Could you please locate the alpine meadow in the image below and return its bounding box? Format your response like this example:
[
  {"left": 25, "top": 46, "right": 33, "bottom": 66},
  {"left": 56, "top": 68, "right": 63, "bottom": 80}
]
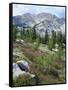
[{"left": 12, "top": 3, "right": 66, "bottom": 87}]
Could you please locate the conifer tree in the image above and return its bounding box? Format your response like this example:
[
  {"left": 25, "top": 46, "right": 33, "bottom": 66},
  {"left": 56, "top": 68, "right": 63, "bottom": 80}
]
[
  {"left": 32, "top": 26, "right": 37, "bottom": 42},
  {"left": 45, "top": 29, "right": 48, "bottom": 44},
  {"left": 48, "top": 37, "right": 53, "bottom": 51},
  {"left": 13, "top": 25, "right": 18, "bottom": 42},
  {"left": 52, "top": 30, "right": 56, "bottom": 48},
  {"left": 20, "top": 28, "right": 24, "bottom": 39},
  {"left": 57, "top": 31, "right": 63, "bottom": 47}
]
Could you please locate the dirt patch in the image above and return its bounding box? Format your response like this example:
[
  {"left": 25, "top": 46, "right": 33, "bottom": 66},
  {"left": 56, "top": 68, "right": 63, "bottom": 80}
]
[
  {"left": 13, "top": 42, "right": 48, "bottom": 59},
  {"left": 56, "top": 60, "right": 65, "bottom": 67}
]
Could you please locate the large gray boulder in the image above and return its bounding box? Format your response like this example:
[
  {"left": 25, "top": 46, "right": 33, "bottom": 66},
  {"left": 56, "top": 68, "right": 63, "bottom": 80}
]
[
  {"left": 16, "top": 60, "right": 30, "bottom": 72},
  {"left": 13, "top": 61, "right": 37, "bottom": 85},
  {"left": 13, "top": 63, "right": 28, "bottom": 79}
]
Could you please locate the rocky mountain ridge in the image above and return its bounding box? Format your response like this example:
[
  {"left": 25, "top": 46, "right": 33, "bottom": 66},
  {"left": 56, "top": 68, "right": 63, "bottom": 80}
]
[{"left": 13, "top": 13, "right": 65, "bottom": 35}]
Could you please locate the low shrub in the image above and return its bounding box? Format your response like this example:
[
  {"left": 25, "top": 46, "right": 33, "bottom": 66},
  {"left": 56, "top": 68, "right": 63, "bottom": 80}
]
[
  {"left": 13, "top": 74, "right": 32, "bottom": 87},
  {"left": 48, "top": 68, "right": 59, "bottom": 78}
]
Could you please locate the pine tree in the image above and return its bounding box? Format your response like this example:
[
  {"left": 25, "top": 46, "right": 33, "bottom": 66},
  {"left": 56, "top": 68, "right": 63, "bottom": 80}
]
[
  {"left": 20, "top": 28, "right": 25, "bottom": 40},
  {"left": 57, "top": 31, "right": 63, "bottom": 47},
  {"left": 48, "top": 37, "right": 53, "bottom": 51},
  {"left": 33, "top": 37, "right": 40, "bottom": 50},
  {"left": 62, "top": 34, "right": 66, "bottom": 44},
  {"left": 13, "top": 25, "right": 18, "bottom": 42},
  {"left": 45, "top": 29, "right": 48, "bottom": 44},
  {"left": 20, "top": 28, "right": 23, "bottom": 39},
  {"left": 32, "top": 26, "right": 37, "bottom": 42},
  {"left": 25, "top": 29, "right": 28, "bottom": 40},
  {"left": 52, "top": 30, "right": 56, "bottom": 48},
  {"left": 38, "top": 35, "right": 41, "bottom": 43}
]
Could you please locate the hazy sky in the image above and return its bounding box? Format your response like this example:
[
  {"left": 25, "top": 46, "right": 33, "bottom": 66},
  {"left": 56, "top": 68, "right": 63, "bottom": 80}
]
[{"left": 13, "top": 4, "right": 65, "bottom": 18}]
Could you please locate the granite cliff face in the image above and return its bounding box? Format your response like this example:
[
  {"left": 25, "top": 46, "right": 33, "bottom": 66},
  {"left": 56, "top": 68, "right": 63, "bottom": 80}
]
[{"left": 13, "top": 13, "right": 65, "bottom": 35}]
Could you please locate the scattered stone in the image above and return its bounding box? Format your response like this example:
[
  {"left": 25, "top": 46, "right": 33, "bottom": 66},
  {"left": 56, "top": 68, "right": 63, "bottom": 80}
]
[
  {"left": 52, "top": 48, "right": 58, "bottom": 52},
  {"left": 16, "top": 39, "right": 20, "bottom": 43},
  {"left": 30, "top": 74, "right": 35, "bottom": 78},
  {"left": 55, "top": 44, "right": 58, "bottom": 48},
  {"left": 13, "top": 52, "right": 21, "bottom": 57},
  {"left": 20, "top": 40, "right": 24, "bottom": 44}
]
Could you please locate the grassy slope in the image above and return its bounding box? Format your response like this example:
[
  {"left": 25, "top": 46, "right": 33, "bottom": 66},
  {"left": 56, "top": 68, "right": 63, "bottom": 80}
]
[{"left": 13, "top": 41, "right": 65, "bottom": 86}]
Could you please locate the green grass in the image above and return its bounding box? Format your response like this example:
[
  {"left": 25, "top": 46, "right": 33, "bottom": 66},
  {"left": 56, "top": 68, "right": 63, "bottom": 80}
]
[
  {"left": 13, "top": 42, "right": 65, "bottom": 86},
  {"left": 13, "top": 74, "right": 33, "bottom": 87}
]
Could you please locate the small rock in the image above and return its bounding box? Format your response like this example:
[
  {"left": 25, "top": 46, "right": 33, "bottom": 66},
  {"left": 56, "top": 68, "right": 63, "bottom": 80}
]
[
  {"left": 52, "top": 48, "right": 58, "bottom": 52},
  {"left": 20, "top": 40, "right": 24, "bottom": 44},
  {"left": 16, "top": 39, "right": 20, "bottom": 43}
]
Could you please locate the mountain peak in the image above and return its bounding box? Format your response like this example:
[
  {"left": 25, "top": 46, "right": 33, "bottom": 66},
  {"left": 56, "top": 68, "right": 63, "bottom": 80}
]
[{"left": 13, "top": 12, "right": 65, "bottom": 33}]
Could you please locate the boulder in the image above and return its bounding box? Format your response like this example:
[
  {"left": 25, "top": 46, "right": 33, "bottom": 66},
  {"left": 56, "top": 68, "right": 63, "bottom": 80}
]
[
  {"left": 13, "top": 62, "right": 37, "bottom": 85},
  {"left": 16, "top": 60, "right": 30, "bottom": 72},
  {"left": 13, "top": 63, "right": 28, "bottom": 79}
]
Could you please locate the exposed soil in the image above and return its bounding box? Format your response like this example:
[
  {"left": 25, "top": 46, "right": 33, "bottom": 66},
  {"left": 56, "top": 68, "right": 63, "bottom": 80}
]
[{"left": 13, "top": 42, "right": 48, "bottom": 60}]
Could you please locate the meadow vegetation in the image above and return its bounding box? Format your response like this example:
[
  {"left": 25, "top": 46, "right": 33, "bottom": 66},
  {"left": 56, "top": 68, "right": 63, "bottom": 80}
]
[{"left": 13, "top": 25, "right": 66, "bottom": 86}]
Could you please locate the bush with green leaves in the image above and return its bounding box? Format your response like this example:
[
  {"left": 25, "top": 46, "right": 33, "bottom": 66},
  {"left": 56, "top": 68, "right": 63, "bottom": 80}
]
[
  {"left": 48, "top": 67, "right": 59, "bottom": 78},
  {"left": 33, "top": 54, "right": 57, "bottom": 67}
]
